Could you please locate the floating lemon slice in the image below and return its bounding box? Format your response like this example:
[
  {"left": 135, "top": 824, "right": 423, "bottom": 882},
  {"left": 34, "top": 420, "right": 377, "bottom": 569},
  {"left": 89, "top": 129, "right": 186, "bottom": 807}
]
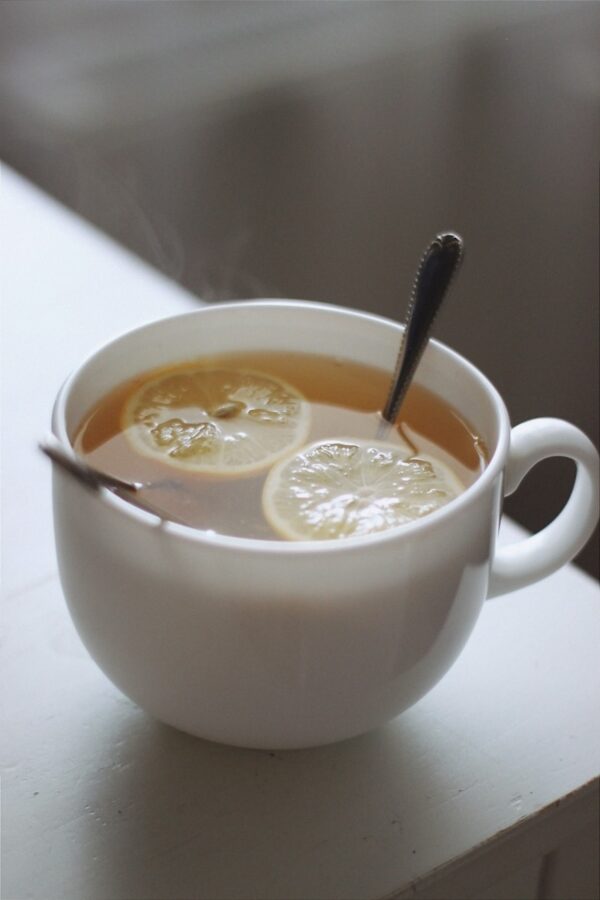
[
  {"left": 262, "top": 438, "right": 464, "bottom": 541},
  {"left": 123, "top": 368, "right": 310, "bottom": 475}
]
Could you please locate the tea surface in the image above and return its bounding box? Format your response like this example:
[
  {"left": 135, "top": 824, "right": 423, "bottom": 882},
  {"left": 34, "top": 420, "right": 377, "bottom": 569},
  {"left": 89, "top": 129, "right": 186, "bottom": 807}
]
[{"left": 74, "top": 351, "right": 488, "bottom": 539}]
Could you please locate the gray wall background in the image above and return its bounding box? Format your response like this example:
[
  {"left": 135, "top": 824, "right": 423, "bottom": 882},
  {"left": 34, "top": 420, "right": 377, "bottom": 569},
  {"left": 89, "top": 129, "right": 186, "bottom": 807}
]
[{"left": 1, "top": 1, "right": 598, "bottom": 577}]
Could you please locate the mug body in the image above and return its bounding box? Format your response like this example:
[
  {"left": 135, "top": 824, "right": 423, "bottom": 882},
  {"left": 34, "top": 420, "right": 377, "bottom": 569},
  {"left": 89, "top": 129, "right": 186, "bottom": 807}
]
[{"left": 52, "top": 301, "right": 510, "bottom": 748}]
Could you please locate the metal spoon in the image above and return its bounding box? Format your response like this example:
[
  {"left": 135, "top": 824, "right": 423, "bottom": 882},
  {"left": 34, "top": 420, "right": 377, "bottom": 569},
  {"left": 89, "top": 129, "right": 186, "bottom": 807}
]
[
  {"left": 39, "top": 435, "right": 189, "bottom": 525},
  {"left": 378, "top": 231, "right": 464, "bottom": 436}
]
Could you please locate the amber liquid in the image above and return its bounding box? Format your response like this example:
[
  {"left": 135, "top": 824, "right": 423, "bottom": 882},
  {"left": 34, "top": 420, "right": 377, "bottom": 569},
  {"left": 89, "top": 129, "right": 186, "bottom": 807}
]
[{"left": 74, "top": 351, "right": 488, "bottom": 539}]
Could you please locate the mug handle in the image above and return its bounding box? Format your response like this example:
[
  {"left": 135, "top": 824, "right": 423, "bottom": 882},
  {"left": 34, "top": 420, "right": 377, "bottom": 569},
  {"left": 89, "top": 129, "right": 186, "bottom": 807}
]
[{"left": 488, "top": 418, "right": 599, "bottom": 599}]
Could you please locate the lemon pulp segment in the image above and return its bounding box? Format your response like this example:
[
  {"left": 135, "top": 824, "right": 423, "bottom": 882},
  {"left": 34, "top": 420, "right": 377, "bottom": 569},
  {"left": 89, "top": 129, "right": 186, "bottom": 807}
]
[
  {"left": 262, "top": 438, "right": 465, "bottom": 541},
  {"left": 123, "top": 368, "right": 310, "bottom": 475}
]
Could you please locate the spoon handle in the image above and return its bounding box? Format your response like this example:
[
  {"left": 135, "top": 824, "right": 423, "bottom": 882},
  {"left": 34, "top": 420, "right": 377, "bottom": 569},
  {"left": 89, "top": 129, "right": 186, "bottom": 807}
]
[
  {"left": 39, "top": 435, "right": 142, "bottom": 493},
  {"left": 40, "top": 436, "right": 197, "bottom": 526},
  {"left": 381, "top": 232, "right": 464, "bottom": 426}
]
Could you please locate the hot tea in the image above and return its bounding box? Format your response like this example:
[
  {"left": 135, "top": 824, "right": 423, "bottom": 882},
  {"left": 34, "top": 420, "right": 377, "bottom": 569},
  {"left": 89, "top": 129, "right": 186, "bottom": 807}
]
[{"left": 73, "top": 351, "right": 488, "bottom": 540}]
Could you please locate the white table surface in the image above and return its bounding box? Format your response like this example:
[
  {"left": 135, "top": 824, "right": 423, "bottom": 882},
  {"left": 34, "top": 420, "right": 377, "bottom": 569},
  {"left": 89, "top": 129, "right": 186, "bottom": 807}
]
[{"left": 2, "top": 165, "right": 599, "bottom": 900}]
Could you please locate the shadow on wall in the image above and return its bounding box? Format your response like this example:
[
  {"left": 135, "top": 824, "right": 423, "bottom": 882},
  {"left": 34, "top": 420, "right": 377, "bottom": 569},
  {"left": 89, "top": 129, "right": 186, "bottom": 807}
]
[{"left": 0, "top": 0, "right": 597, "bottom": 576}]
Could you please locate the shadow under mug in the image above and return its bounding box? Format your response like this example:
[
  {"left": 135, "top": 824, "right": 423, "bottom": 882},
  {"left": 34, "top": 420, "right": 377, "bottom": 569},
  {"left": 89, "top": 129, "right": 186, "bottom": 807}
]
[{"left": 51, "top": 301, "right": 600, "bottom": 749}]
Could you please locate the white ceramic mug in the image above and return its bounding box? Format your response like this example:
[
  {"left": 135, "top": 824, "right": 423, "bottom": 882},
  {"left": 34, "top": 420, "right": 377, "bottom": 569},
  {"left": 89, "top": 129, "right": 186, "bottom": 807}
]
[{"left": 51, "top": 301, "right": 599, "bottom": 749}]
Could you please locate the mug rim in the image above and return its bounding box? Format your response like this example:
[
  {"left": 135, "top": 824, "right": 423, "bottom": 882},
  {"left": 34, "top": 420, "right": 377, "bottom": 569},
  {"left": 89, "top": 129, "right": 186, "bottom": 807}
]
[{"left": 52, "top": 299, "right": 511, "bottom": 556}]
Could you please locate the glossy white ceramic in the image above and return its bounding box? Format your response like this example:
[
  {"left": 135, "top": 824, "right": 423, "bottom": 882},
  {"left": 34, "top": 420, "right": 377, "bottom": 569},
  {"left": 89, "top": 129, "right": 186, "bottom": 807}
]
[{"left": 51, "top": 301, "right": 600, "bottom": 748}]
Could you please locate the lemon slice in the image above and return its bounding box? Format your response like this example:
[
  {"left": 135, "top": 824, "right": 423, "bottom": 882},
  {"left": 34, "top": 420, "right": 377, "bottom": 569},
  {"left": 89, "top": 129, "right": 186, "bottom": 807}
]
[
  {"left": 262, "top": 438, "right": 464, "bottom": 541},
  {"left": 123, "top": 368, "right": 310, "bottom": 475}
]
